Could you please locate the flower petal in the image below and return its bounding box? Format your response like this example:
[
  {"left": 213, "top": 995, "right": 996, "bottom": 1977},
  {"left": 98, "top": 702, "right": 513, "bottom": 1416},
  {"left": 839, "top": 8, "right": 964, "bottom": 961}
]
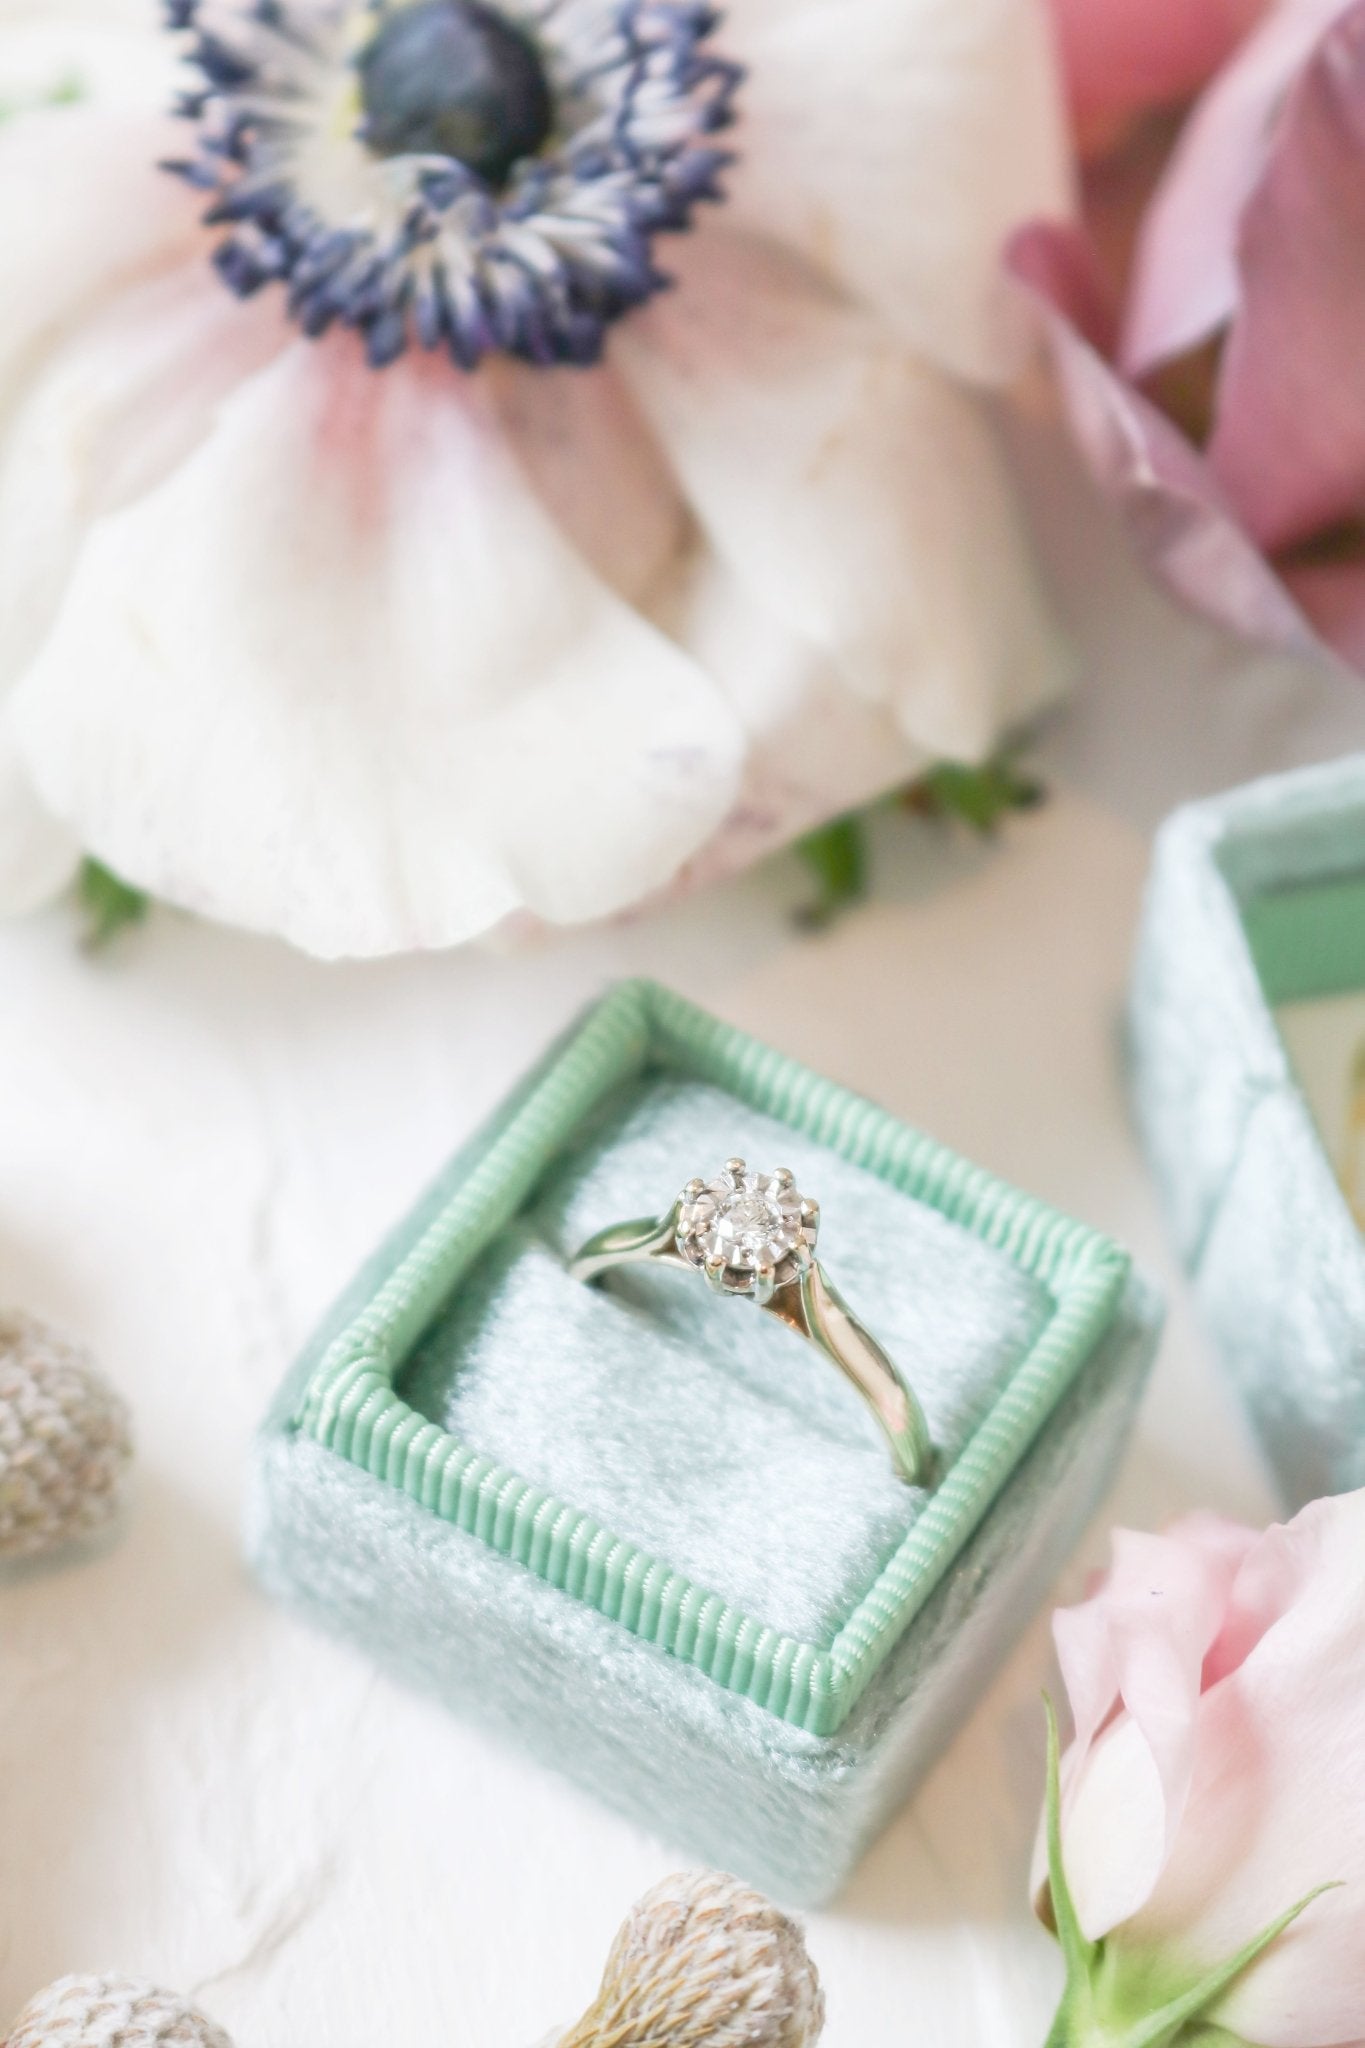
[
  {"left": 720, "top": 0, "right": 1072, "bottom": 383},
  {"left": 0, "top": 713, "right": 78, "bottom": 914},
  {"left": 656, "top": 557, "right": 930, "bottom": 894},
  {"left": 0, "top": 103, "right": 198, "bottom": 413},
  {"left": 485, "top": 357, "right": 689, "bottom": 607},
  {"left": 1123, "top": 1494, "right": 1365, "bottom": 2046},
  {"left": 1282, "top": 556, "right": 1365, "bottom": 667},
  {"left": 1122, "top": 0, "right": 1356, "bottom": 375},
  {"left": 1041, "top": 1517, "right": 1259, "bottom": 1939},
  {"left": 1208, "top": 2, "right": 1365, "bottom": 550},
  {"left": 1049, "top": 0, "right": 1268, "bottom": 145},
  {"left": 1011, "top": 221, "right": 1321, "bottom": 657},
  {"left": 10, "top": 341, "right": 744, "bottom": 958},
  {"left": 0, "top": 0, "right": 155, "bottom": 25},
  {"left": 0, "top": 0, "right": 175, "bottom": 112},
  {"left": 0, "top": 259, "right": 291, "bottom": 698},
  {"left": 618, "top": 230, "right": 1072, "bottom": 766}
]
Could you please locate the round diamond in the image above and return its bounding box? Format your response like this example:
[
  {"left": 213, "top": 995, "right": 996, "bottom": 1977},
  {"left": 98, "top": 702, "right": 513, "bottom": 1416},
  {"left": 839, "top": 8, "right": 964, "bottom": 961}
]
[{"left": 680, "top": 1168, "right": 809, "bottom": 1277}]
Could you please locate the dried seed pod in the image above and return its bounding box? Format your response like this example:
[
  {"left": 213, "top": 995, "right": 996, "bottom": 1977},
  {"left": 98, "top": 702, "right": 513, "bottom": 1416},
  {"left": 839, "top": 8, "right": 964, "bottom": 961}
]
[
  {"left": 556, "top": 1870, "right": 825, "bottom": 2048},
  {"left": 5, "top": 1974, "right": 231, "bottom": 2048},
  {"left": 0, "top": 1312, "right": 132, "bottom": 1561}
]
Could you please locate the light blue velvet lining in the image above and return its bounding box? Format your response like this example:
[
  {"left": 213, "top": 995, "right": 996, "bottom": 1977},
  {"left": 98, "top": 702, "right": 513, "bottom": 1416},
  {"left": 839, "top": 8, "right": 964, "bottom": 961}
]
[{"left": 398, "top": 1078, "right": 1051, "bottom": 1644}]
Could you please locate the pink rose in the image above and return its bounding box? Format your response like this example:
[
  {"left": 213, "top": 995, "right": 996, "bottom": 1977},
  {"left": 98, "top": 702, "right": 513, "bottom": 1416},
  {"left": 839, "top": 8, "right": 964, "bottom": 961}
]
[
  {"left": 1035, "top": 1499, "right": 1365, "bottom": 2047},
  {"left": 1020, "top": 0, "right": 1365, "bottom": 676}
]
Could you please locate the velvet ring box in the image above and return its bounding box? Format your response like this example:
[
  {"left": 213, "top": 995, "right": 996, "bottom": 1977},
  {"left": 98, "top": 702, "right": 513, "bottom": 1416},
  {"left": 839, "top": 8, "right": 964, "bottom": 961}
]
[
  {"left": 248, "top": 979, "right": 1161, "bottom": 1902},
  {"left": 1130, "top": 753, "right": 1365, "bottom": 1512}
]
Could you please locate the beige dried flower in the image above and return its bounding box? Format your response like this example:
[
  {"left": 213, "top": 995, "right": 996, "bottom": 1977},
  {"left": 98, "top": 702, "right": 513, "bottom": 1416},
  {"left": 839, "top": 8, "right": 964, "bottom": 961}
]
[
  {"left": 4, "top": 1975, "right": 231, "bottom": 2048},
  {"left": 556, "top": 1870, "right": 825, "bottom": 2048},
  {"left": 0, "top": 1312, "right": 132, "bottom": 1561}
]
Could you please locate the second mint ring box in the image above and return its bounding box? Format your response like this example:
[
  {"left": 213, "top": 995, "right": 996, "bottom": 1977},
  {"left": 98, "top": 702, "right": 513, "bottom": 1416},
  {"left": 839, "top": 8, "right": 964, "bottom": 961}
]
[
  {"left": 248, "top": 979, "right": 1161, "bottom": 1903},
  {"left": 1130, "top": 753, "right": 1365, "bottom": 1511}
]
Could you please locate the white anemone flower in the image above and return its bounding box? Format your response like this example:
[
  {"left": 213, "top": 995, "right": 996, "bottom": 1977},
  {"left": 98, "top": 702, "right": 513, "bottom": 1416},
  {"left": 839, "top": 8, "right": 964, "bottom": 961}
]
[{"left": 0, "top": 0, "right": 1071, "bottom": 958}]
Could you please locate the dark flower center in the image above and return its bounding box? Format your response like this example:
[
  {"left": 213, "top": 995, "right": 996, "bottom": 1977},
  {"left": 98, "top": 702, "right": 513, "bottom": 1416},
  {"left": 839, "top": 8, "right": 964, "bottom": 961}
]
[
  {"left": 358, "top": 0, "right": 554, "bottom": 188},
  {"left": 169, "top": 0, "right": 742, "bottom": 368}
]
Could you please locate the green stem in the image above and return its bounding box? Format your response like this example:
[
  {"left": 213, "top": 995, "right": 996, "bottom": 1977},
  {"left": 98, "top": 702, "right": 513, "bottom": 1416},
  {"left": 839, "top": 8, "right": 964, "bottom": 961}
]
[{"left": 1042, "top": 1698, "right": 1094, "bottom": 1983}]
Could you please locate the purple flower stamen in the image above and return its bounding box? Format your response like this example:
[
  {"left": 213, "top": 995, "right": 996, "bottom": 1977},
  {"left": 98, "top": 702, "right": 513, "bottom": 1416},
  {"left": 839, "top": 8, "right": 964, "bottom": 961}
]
[{"left": 163, "top": 0, "right": 742, "bottom": 369}]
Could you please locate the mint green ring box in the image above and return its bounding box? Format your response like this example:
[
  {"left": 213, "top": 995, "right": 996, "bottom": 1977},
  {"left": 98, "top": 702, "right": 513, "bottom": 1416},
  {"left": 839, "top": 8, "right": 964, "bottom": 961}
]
[
  {"left": 1130, "top": 754, "right": 1365, "bottom": 1511},
  {"left": 248, "top": 980, "right": 1160, "bottom": 1901}
]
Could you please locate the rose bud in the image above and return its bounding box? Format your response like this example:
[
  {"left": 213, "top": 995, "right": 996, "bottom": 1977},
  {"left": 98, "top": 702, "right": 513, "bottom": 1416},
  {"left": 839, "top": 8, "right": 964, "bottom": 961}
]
[{"left": 1033, "top": 1500, "right": 1365, "bottom": 2046}]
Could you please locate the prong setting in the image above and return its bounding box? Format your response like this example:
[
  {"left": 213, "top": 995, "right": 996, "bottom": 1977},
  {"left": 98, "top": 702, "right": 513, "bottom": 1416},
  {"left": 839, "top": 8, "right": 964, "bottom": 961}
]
[
  {"left": 675, "top": 1162, "right": 817, "bottom": 1299},
  {"left": 703, "top": 1250, "right": 730, "bottom": 1295}
]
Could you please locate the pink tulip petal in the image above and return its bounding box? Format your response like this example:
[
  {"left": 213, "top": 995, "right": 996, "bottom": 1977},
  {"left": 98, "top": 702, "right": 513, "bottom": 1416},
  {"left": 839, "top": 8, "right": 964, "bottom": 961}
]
[
  {"left": 1282, "top": 557, "right": 1365, "bottom": 666},
  {"left": 1124, "top": 1494, "right": 1365, "bottom": 2046},
  {"left": 1049, "top": 0, "right": 1268, "bottom": 139},
  {"left": 1209, "top": 3, "right": 1365, "bottom": 550},
  {"left": 1047, "top": 1517, "right": 1259, "bottom": 1937},
  {"left": 1122, "top": 0, "right": 1355, "bottom": 376},
  {"left": 1011, "top": 223, "right": 1319, "bottom": 656}
]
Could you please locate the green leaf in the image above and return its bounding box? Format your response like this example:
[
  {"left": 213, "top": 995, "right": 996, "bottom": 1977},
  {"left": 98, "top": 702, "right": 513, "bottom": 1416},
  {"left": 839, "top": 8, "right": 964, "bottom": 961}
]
[
  {"left": 795, "top": 813, "right": 868, "bottom": 930},
  {"left": 1113, "top": 1886, "right": 1339, "bottom": 2048},
  {"left": 46, "top": 71, "right": 86, "bottom": 106},
  {"left": 76, "top": 858, "right": 150, "bottom": 950},
  {"left": 0, "top": 70, "right": 86, "bottom": 125},
  {"left": 908, "top": 752, "right": 1046, "bottom": 835}
]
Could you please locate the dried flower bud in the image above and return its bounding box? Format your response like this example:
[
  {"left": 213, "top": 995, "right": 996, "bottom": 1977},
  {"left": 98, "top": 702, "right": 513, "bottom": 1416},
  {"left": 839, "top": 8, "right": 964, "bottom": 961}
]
[
  {"left": 557, "top": 1870, "right": 825, "bottom": 2048},
  {"left": 0, "top": 1312, "right": 132, "bottom": 1561},
  {"left": 4, "top": 1975, "right": 231, "bottom": 2048}
]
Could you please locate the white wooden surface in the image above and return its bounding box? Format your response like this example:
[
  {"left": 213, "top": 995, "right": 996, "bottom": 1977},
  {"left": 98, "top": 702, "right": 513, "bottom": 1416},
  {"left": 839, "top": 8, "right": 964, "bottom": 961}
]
[{"left": 2, "top": 516, "right": 1364, "bottom": 2048}]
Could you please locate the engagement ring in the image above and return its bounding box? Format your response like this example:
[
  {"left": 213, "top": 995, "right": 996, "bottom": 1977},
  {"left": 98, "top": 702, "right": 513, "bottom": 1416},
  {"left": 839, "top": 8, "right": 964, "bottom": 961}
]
[{"left": 568, "top": 1159, "right": 935, "bottom": 1486}]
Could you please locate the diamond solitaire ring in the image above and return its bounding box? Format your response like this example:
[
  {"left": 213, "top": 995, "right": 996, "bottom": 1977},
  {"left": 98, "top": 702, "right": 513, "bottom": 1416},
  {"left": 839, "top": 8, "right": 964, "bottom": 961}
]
[{"left": 567, "top": 1159, "right": 935, "bottom": 1486}]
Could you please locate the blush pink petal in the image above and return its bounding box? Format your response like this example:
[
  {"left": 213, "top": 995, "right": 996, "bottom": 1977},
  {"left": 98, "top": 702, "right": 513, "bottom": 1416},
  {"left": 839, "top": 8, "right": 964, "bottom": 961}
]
[
  {"left": 8, "top": 339, "right": 744, "bottom": 957},
  {"left": 1121, "top": 1494, "right": 1365, "bottom": 2046},
  {"left": 1122, "top": 0, "right": 1356, "bottom": 376},
  {"left": 485, "top": 358, "right": 689, "bottom": 610},
  {"left": 618, "top": 227, "right": 1071, "bottom": 767},
  {"left": 1011, "top": 222, "right": 1319, "bottom": 658},
  {"left": 1041, "top": 1516, "right": 1259, "bottom": 1938},
  {"left": 721, "top": 0, "right": 1072, "bottom": 385},
  {"left": 0, "top": 260, "right": 292, "bottom": 699},
  {"left": 1049, "top": 0, "right": 1268, "bottom": 137},
  {"left": 1057, "top": 1517, "right": 1259, "bottom": 1766},
  {"left": 1209, "top": 2, "right": 1365, "bottom": 549}
]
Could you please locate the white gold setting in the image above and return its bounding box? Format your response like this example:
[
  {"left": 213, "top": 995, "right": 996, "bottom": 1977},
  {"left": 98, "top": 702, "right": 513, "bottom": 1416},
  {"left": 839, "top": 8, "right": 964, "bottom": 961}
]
[
  {"left": 568, "top": 1156, "right": 935, "bottom": 1486},
  {"left": 675, "top": 1159, "right": 819, "bottom": 1307}
]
